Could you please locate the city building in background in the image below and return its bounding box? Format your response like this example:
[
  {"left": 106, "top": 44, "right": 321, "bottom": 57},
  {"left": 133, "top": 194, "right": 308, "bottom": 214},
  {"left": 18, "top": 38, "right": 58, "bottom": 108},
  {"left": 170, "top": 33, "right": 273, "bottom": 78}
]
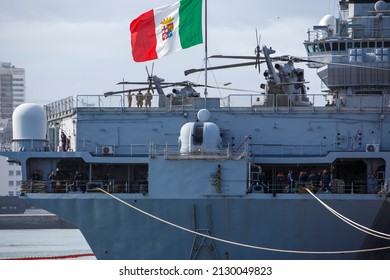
[{"left": 0, "top": 62, "right": 25, "bottom": 196}]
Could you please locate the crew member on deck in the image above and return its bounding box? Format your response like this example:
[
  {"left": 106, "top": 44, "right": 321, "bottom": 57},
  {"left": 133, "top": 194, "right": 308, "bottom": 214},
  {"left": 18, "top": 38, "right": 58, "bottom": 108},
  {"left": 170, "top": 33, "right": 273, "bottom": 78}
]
[
  {"left": 287, "top": 170, "right": 294, "bottom": 193},
  {"left": 31, "top": 169, "right": 41, "bottom": 181},
  {"left": 144, "top": 90, "right": 153, "bottom": 107},
  {"left": 127, "top": 90, "right": 132, "bottom": 107},
  {"left": 30, "top": 169, "right": 41, "bottom": 193},
  {"left": 48, "top": 171, "right": 57, "bottom": 193},
  {"left": 74, "top": 170, "right": 85, "bottom": 193},
  {"left": 320, "top": 169, "right": 331, "bottom": 192},
  {"left": 136, "top": 91, "right": 144, "bottom": 107},
  {"left": 61, "top": 131, "right": 67, "bottom": 152}
]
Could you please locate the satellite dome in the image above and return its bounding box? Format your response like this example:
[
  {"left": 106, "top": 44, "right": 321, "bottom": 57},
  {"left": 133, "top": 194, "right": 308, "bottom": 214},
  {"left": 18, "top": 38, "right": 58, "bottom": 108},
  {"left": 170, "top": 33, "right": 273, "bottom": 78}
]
[
  {"left": 197, "top": 109, "right": 210, "bottom": 122},
  {"left": 13, "top": 103, "right": 46, "bottom": 140},
  {"left": 319, "top": 14, "right": 336, "bottom": 30},
  {"left": 374, "top": 1, "right": 387, "bottom": 11}
]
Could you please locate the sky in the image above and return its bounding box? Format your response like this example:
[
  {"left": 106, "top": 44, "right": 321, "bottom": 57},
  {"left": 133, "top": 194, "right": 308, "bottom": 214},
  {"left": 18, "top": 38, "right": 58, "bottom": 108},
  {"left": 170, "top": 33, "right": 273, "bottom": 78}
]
[{"left": 0, "top": 0, "right": 340, "bottom": 105}]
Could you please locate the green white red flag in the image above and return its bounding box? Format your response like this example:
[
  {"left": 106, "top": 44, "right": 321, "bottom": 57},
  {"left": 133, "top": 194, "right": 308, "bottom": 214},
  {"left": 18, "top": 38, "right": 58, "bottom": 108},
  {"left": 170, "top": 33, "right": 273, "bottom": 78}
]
[{"left": 130, "top": 0, "right": 203, "bottom": 62}]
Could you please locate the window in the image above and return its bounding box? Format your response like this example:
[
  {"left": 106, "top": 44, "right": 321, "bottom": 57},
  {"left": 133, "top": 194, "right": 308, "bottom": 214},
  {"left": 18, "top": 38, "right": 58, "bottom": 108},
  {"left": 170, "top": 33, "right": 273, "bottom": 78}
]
[
  {"left": 306, "top": 44, "right": 315, "bottom": 53},
  {"left": 8, "top": 181, "right": 14, "bottom": 187},
  {"left": 16, "top": 170, "right": 21, "bottom": 176},
  {"left": 332, "top": 42, "right": 339, "bottom": 51},
  {"left": 8, "top": 170, "right": 14, "bottom": 176}
]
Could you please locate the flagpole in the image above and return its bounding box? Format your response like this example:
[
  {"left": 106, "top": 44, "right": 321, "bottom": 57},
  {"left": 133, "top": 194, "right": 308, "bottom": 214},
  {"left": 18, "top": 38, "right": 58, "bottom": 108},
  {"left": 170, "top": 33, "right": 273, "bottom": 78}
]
[{"left": 204, "top": 0, "right": 208, "bottom": 107}]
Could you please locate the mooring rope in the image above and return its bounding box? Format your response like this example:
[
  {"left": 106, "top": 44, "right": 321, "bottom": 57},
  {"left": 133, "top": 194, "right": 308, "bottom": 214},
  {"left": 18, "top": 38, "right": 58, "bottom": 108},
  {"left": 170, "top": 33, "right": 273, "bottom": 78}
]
[
  {"left": 98, "top": 188, "right": 390, "bottom": 255},
  {"left": 305, "top": 188, "right": 390, "bottom": 240}
]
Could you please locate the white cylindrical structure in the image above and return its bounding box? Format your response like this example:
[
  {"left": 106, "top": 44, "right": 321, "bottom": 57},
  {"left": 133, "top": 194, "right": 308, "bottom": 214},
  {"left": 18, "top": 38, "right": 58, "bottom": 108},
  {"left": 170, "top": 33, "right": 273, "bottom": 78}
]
[{"left": 12, "top": 103, "right": 47, "bottom": 152}]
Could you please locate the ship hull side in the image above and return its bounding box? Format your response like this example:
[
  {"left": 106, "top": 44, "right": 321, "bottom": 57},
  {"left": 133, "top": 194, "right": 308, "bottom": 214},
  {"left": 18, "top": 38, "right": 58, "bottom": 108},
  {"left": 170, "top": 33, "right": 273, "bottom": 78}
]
[{"left": 22, "top": 193, "right": 390, "bottom": 260}]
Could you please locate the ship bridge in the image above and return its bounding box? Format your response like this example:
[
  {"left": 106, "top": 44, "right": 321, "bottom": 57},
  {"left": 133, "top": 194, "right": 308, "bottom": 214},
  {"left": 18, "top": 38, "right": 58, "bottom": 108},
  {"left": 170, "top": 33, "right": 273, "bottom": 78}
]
[{"left": 304, "top": 0, "right": 390, "bottom": 94}]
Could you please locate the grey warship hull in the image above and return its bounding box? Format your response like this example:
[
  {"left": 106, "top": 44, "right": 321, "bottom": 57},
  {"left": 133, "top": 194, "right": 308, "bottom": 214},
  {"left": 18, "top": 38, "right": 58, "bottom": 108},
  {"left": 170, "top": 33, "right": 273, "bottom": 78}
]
[{"left": 23, "top": 193, "right": 390, "bottom": 260}]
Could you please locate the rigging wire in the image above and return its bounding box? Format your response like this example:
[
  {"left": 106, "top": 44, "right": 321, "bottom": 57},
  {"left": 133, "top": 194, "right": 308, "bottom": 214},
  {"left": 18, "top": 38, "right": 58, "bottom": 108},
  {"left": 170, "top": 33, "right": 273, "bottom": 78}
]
[
  {"left": 305, "top": 188, "right": 390, "bottom": 239},
  {"left": 98, "top": 188, "right": 390, "bottom": 255}
]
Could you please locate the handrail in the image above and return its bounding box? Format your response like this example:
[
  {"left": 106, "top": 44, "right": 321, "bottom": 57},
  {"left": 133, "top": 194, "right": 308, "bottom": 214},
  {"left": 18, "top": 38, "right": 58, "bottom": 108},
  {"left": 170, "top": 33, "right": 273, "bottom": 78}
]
[
  {"left": 20, "top": 179, "right": 148, "bottom": 194},
  {"left": 69, "top": 93, "right": 390, "bottom": 113}
]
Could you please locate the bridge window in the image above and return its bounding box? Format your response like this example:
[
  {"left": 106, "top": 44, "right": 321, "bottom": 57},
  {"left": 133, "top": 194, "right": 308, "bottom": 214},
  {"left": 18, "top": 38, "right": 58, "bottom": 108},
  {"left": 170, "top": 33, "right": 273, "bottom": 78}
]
[{"left": 306, "top": 44, "right": 317, "bottom": 53}]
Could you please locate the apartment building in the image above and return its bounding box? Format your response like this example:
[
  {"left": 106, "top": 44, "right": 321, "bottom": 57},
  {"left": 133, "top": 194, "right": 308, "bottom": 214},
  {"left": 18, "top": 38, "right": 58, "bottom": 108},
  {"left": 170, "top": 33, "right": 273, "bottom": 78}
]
[{"left": 0, "top": 62, "right": 25, "bottom": 196}]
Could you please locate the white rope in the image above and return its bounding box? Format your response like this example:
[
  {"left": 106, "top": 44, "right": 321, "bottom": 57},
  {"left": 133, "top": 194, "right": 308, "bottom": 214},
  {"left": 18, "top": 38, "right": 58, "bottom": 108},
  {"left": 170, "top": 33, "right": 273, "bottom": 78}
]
[
  {"left": 305, "top": 188, "right": 390, "bottom": 240},
  {"left": 98, "top": 188, "right": 390, "bottom": 255}
]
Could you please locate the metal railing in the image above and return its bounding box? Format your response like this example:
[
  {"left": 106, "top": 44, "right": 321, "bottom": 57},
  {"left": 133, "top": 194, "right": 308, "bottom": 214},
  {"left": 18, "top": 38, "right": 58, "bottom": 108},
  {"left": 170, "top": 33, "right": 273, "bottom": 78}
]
[
  {"left": 251, "top": 179, "right": 370, "bottom": 194},
  {"left": 71, "top": 93, "right": 390, "bottom": 113},
  {"left": 20, "top": 179, "right": 148, "bottom": 194}
]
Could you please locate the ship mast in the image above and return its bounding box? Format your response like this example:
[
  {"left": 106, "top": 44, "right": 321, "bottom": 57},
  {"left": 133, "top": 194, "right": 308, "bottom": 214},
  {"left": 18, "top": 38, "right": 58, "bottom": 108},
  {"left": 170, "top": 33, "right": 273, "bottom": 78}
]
[{"left": 204, "top": 0, "right": 208, "bottom": 107}]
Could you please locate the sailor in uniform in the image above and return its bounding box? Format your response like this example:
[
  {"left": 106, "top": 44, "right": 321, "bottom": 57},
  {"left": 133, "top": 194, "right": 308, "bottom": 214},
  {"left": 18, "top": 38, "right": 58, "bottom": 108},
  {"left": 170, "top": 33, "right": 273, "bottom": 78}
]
[
  {"left": 144, "top": 90, "right": 153, "bottom": 107},
  {"left": 136, "top": 91, "right": 144, "bottom": 107},
  {"left": 127, "top": 90, "right": 132, "bottom": 107}
]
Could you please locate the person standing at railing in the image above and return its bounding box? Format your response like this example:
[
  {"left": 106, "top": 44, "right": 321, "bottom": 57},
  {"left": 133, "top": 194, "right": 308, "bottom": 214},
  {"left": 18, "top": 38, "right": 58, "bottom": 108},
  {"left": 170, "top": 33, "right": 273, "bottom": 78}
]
[
  {"left": 298, "top": 171, "right": 308, "bottom": 188},
  {"left": 48, "top": 171, "right": 57, "bottom": 193},
  {"left": 30, "top": 169, "right": 41, "bottom": 193},
  {"left": 103, "top": 172, "right": 112, "bottom": 191},
  {"left": 136, "top": 90, "right": 144, "bottom": 107},
  {"left": 127, "top": 90, "right": 133, "bottom": 107},
  {"left": 144, "top": 90, "right": 153, "bottom": 107},
  {"left": 308, "top": 170, "right": 319, "bottom": 188},
  {"left": 61, "top": 131, "right": 67, "bottom": 152},
  {"left": 74, "top": 170, "right": 85, "bottom": 193},
  {"left": 320, "top": 169, "right": 331, "bottom": 192},
  {"left": 31, "top": 169, "right": 41, "bottom": 181},
  {"left": 287, "top": 170, "right": 294, "bottom": 193}
]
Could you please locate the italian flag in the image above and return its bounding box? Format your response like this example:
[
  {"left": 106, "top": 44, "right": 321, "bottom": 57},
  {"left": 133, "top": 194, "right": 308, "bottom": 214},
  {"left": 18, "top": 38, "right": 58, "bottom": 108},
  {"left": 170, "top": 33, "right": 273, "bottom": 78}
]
[{"left": 130, "top": 0, "right": 203, "bottom": 62}]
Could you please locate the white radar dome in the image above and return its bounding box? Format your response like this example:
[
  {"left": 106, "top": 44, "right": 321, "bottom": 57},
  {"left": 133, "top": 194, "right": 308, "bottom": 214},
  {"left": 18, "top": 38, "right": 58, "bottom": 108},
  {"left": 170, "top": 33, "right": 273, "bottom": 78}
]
[
  {"left": 197, "top": 109, "right": 210, "bottom": 122},
  {"left": 13, "top": 103, "right": 46, "bottom": 140},
  {"left": 375, "top": 1, "right": 387, "bottom": 11},
  {"left": 319, "top": 14, "right": 336, "bottom": 31}
]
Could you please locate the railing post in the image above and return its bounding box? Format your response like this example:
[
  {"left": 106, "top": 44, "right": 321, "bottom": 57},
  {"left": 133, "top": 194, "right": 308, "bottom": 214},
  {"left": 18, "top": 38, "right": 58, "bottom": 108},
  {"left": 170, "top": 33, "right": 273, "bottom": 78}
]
[{"left": 351, "top": 181, "right": 354, "bottom": 194}]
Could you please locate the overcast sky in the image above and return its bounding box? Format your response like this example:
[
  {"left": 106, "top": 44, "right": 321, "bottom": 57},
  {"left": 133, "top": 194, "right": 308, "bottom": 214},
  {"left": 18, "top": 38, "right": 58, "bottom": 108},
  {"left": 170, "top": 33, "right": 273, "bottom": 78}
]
[{"left": 0, "top": 0, "right": 339, "bottom": 105}]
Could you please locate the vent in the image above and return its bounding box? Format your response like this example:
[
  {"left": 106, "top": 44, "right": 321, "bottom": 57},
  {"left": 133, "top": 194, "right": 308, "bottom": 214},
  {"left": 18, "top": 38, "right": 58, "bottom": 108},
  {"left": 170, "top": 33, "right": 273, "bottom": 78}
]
[
  {"left": 366, "top": 144, "right": 379, "bottom": 152},
  {"left": 102, "top": 146, "right": 113, "bottom": 155}
]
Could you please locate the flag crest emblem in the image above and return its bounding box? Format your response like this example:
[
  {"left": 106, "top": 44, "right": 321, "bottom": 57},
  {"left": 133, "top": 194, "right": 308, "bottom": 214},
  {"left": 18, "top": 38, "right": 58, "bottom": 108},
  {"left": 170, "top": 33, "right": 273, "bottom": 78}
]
[{"left": 161, "top": 17, "right": 175, "bottom": 41}]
